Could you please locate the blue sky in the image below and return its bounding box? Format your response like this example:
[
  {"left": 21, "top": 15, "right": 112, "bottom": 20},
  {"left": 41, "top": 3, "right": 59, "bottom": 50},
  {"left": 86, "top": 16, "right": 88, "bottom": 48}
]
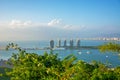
[{"left": 0, "top": 0, "right": 120, "bottom": 41}]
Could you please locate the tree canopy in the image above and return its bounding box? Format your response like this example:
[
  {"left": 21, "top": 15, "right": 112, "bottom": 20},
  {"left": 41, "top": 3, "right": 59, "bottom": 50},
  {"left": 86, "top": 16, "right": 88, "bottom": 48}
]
[{"left": 99, "top": 42, "right": 120, "bottom": 55}]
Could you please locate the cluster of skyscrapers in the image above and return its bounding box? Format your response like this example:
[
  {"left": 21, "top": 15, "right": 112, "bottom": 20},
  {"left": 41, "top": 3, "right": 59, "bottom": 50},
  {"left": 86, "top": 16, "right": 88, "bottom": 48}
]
[{"left": 50, "top": 39, "right": 80, "bottom": 48}]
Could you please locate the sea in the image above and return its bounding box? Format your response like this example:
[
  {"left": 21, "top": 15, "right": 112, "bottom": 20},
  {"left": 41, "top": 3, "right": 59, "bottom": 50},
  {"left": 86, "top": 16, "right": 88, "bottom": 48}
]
[{"left": 0, "top": 40, "right": 120, "bottom": 67}]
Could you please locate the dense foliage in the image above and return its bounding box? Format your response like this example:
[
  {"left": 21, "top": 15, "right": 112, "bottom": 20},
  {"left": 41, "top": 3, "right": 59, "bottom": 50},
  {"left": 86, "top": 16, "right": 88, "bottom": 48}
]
[
  {"left": 0, "top": 43, "right": 120, "bottom": 80},
  {"left": 0, "top": 67, "right": 11, "bottom": 80},
  {"left": 99, "top": 42, "right": 120, "bottom": 54}
]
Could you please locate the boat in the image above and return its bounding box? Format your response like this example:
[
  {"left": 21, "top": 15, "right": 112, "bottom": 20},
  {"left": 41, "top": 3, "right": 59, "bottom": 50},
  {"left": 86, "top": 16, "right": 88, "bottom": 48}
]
[
  {"left": 86, "top": 51, "right": 91, "bottom": 54},
  {"left": 78, "top": 51, "right": 82, "bottom": 54},
  {"left": 106, "top": 55, "right": 108, "bottom": 58}
]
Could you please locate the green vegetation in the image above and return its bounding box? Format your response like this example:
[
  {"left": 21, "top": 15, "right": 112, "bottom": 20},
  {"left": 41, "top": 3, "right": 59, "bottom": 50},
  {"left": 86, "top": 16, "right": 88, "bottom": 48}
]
[
  {"left": 0, "top": 67, "right": 11, "bottom": 80},
  {"left": 99, "top": 42, "right": 120, "bottom": 54},
  {"left": 0, "top": 43, "right": 120, "bottom": 80}
]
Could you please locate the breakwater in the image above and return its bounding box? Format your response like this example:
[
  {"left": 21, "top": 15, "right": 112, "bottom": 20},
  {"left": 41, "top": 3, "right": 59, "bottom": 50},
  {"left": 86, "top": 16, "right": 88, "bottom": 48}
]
[{"left": 56, "top": 46, "right": 98, "bottom": 49}]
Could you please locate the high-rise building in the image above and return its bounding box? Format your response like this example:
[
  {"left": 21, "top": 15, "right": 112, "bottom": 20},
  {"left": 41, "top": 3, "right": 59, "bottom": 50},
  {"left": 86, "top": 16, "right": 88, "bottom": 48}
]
[
  {"left": 58, "top": 40, "right": 61, "bottom": 47},
  {"left": 70, "top": 39, "right": 73, "bottom": 47},
  {"left": 64, "top": 40, "right": 67, "bottom": 47},
  {"left": 77, "top": 39, "right": 80, "bottom": 47},
  {"left": 50, "top": 40, "right": 54, "bottom": 48}
]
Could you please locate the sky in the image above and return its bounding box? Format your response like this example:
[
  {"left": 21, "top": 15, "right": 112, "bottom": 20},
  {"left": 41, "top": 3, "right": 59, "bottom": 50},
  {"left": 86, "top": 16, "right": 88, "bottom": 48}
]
[{"left": 0, "top": 0, "right": 120, "bottom": 41}]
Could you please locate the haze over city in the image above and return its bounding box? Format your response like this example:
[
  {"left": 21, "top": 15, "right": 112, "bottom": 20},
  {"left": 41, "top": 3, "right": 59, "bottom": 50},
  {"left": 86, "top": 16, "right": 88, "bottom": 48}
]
[{"left": 0, "top": 0, "right": 120, "bottom": 41}]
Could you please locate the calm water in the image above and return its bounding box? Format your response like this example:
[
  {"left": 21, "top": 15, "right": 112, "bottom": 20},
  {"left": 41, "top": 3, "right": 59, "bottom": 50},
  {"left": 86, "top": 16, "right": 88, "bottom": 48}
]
[{"left": 0, "top": 40, "right": 120, "bottom": 67}]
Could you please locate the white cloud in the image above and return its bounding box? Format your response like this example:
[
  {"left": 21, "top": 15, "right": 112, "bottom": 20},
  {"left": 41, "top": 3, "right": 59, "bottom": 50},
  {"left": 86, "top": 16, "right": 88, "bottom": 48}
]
[
  {"left": 47, "top": 19, "right": 86, "bottom": 31},
  {"left": 63, "top": 24, "right": 86, "bottom": 31},
  {"left": 0, "top": 19, "right": 119, "bottom": 41},
  {"left": 23, "top": 21, "right": 32, "bottom": 26},
  {"left": 9, "top": 20, "right": 32, "bottom": 29},
  {"left": 0, "top": 19, "right": 97, "bottom": 41},
  {"left": 48, "top": 19, "right": 62, "bottom": 26},
  {"left": 63, "top": 25, "right": 72, "bottom": 29},
  {"left": 10, "top": 20, "right": 21, "bottom": 26},
  {"left": 0, "top": 19, "right": 86, "bottom": 31}
]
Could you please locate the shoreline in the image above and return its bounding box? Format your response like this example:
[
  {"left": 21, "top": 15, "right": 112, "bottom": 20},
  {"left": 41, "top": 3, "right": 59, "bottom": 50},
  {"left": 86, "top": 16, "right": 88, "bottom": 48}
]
[{"left": 0, "top": 46, "right": 99, "bottom": 51}]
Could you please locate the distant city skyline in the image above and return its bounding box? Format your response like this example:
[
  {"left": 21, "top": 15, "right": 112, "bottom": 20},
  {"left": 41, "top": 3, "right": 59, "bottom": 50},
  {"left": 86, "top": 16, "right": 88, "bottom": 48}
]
[{"left": 0, "top": 0, "right": 120, "bottom": 41}]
